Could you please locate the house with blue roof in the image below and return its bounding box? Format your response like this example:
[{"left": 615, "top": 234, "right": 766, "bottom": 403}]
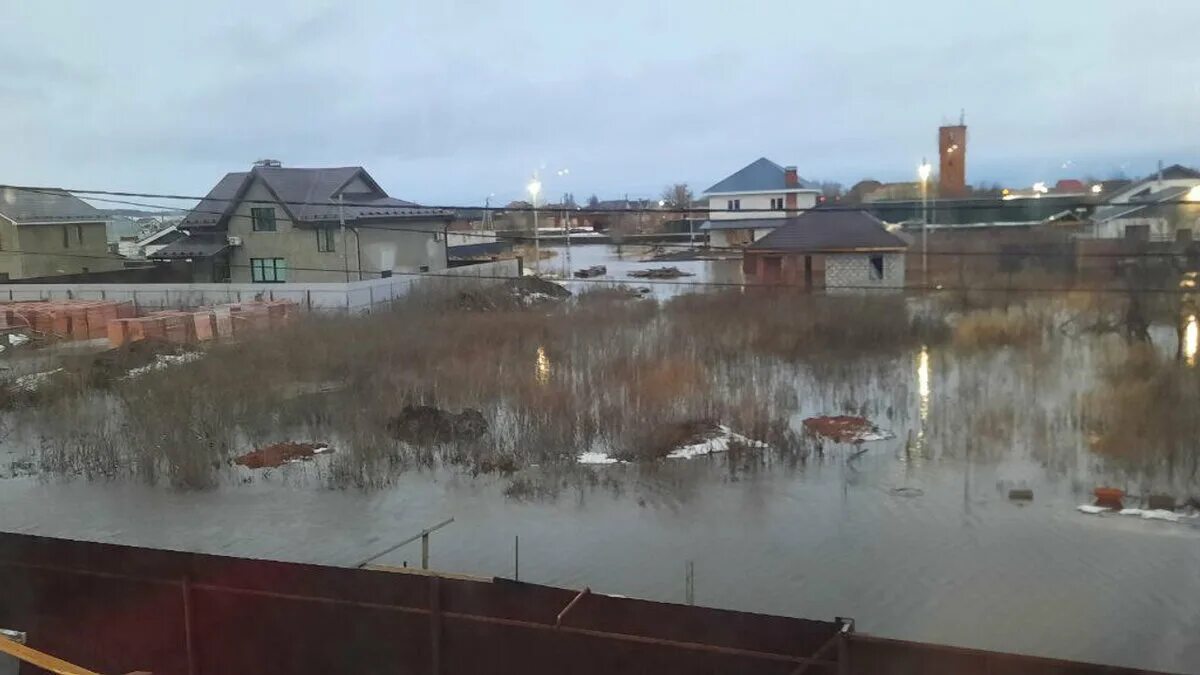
[{"left": 700, "top": 158, "right": 821, "bottom": 248}]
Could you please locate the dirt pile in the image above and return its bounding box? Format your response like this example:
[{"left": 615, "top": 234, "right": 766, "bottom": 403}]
[
  {"left": 803, "top": 415, "right": 893, "bottom": 444},
  {"left": 454, "top": 277, "right": 571, "bottom": 311},
  {"left": 573, "top": 265, "right": 607, "bottom": 278},
  {"left": 627, "top": 267, "right": 694, "bottom": 279},
  {"left": 387, "top": 405, "right": 489, "bottom": 444},
  {"left": 234, "top": 442, "right": 332, "bottom": 469}
]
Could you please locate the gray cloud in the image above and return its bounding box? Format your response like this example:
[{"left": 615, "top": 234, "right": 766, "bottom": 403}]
[{"left": 1, "top": 0, "right": 1198, "bottom": 203}]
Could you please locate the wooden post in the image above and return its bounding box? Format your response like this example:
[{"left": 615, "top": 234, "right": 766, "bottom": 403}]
[
  {"left": 421, "top": 533, "right": 430, "bottom": 570},
  {"left": 181, "top": 578, "right": 197, "bottom": 675},
  {"left": 514, "top": 535, "right": 519, "bottom": 581},
  {"left": 429, "top": 576, "right": 441, "bottom": 675}
]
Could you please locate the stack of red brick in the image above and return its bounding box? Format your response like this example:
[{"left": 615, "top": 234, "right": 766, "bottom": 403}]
[
  {"left": 0, "top": 300, "right": 136, "bottom": 340},
  {"left": 107, "top": 300, "right": 295, "bottom": 348}
]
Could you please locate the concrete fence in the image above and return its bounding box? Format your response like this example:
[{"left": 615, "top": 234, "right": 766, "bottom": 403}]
[{"left": 0, "top": 259, "right": 521, "bottom": 313}]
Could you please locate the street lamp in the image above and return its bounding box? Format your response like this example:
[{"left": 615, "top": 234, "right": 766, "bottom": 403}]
[
  {"left": 527, "top": 175, "right": 542, "bottom": 274},
  {"left": 918, "top": 160, "right": 932, "bottom": 288}
]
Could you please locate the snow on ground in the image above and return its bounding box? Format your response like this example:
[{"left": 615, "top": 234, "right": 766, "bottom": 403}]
[
  {"left": 665, "top": 425, "right": 768, "bottom": 459},
  {"left": 11, "top": 368, "right": 63, "bottom": 392},
  {"left": 124, "top": 352, "right": 204, "bottom": 379},
  {"left": 577, "top": 451, "right": 620, "bottom": 465},
  {"left": 1076, "top": 505, "right": 1198, "bottom": 523},
  {"left": 576, "top": 425, "right": 768, "bottom": 464}
]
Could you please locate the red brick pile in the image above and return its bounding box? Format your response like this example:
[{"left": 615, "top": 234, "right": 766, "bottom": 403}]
[
  {"left": 107, "top": 300, "right": 295, "bottom": 348},
  {"left": 0, "top": 300, "right": 135, "bottom": 340}
]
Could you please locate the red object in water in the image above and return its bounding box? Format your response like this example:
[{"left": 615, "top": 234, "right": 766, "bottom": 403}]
[{"left": 1094, "top": 487, "right": 1124, "bottom": 508}]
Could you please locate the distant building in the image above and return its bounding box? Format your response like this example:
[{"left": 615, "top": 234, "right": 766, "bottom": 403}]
[
  {"left": 0, "top": 187, "right": 126, "bottom": 280},
  {"left": 700, "top": 157, "right": 821, "bottom": 248},
  {"left": 938, "top": 122, "right": 967, "bottom": 198},
  {"left": 160, "top": 163, "right": 452, "bottom": 283},
  {"left": 119, "top": 224, "right": 187, "bottom": 259},
  {"left": 742, "top": 210, "right": 908, "bottom": 290},
  {"left": 1086, "top": 165, "right": 1200, "bottom": 241}
]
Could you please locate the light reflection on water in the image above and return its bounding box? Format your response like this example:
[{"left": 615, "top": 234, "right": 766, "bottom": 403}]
[
  {"left": 535, "top": 346, "right": 551, "bottom": 384},
  {"left": 916, "top": 345, "right": 931, "bottom": 453},
  {"left": 1185, "top": 315, "right": 1198, "bottom": 366}
]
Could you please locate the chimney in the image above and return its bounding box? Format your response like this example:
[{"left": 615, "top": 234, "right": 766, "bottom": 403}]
[
  {"left": 784, "top": 166, "right": 800, "bottom": 216},
  {"left": 784, "top": 165, "right": 799, "bottom": 188},
  {"left": 254, "top": 159, "right": 282, "bottom": 168}
]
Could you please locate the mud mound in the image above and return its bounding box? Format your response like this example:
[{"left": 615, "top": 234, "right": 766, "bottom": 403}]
[
  {"left": 453, "top": 277, "right": 571, "bottom": 311},
  {"left": 234, "top": 441, "right": 331, "bottom": 469},
  {"left": 387, "top": 405, "right": 489, "bottom": 444},
  {"left": 803, "top": 415, "right": 893, "bottom": 443},
  {"left": 627, "top": 266, "right": 694, "bottom": 279}
]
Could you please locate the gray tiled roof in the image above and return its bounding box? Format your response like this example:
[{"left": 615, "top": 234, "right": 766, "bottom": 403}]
[
  {"left": 1092, "top": 185, "right": 1192, "bottom": 223},
  {"left": 0, "top": 187, "right": 105, "bottom": 224},
  {"left": 748, "top": 210, "right": 909, "bottom": 252},
  {"left": 181, "top": 166, "right": 451, "bottom": 229},
  {"left": 704, "top": 157, "right": 818, "bottom": 194}
]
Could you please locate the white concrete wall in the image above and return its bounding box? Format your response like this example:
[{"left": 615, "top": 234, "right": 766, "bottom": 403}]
[
  {"left": 0, "top": 259, "right": 520, "bottom": 313},
  {"left": 824, "top": 253, "right": 905, "bottom": 289},
  {"left": 706, "top": 191, "right": 818, "bottom": 221}
]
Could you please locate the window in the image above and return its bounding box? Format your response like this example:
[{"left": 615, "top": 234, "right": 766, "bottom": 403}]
[
  {"left": 317, "top": 227, "right": 336, "bottom": 252},
  {"left": 75, "top": 224, "right": 83, "bottom": 245},
  {"left": 770, "top": 197, "right": 784, "bottom": 210},
  {"left": 869, "top": 255, "right": 885, "bottom": 281},
  {"left": 1124, "top": 224, "right": 1150, "bottom": 242},
  {"left": 250, "top": 257, "right": 287, "bottom": 283},
  {"left": 727, "top": 199, "right": 741, "bottom": 211},
  {"left": 251, "top": 207, "right": 277, "bottom": 232},
  {"left": 62, "top": 226, "right": 69, "bottom": 248}
]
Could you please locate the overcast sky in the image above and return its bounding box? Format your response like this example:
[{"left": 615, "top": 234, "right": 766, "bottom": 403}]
[{"left": 2, "top": 0, "right": 1198, "bottom": 207}]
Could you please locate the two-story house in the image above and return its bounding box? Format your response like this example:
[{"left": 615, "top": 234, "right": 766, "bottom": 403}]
[
  {"left": 0, "top": 187, "right": 126, "bottom": 280},
  {"left": 700, "top": 158, "right": 821, "bottom": 248},
  {"left": 156, "top": 162, "right": 453, "bottom": 283}
]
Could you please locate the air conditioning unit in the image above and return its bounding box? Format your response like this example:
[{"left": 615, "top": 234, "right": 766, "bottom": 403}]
[{"left": 227, "top": 236, "right": 243, "bottom": 247}]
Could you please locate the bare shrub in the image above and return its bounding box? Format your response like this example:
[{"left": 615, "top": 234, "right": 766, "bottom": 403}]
[{"left": 952, "top": 308, "right": 1047, "bottom": 350}]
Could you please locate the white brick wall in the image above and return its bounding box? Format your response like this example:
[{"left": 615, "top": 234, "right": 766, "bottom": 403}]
[{"left": 824, "top": 253, "right": 905, "bottom": 289}]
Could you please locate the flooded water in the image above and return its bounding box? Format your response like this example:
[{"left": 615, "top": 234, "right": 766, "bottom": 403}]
[
  {"left": 538, "top": 243, "right": 744, "bottom": 297},
  {"left": 1, "top": 265, "right": 1199, "bottom": 673}
]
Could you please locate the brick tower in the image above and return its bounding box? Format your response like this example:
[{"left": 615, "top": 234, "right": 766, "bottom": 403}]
[{"left": 938, "top": 115, "right": 967, "bottom": 198}]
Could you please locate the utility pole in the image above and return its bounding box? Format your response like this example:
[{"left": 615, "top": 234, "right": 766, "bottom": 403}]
[{"left": 339, "top": 193, "right": 349, "bottom": 282}]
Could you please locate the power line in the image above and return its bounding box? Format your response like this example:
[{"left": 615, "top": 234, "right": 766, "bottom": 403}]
[
  {"left": 7, "top": 181, "right": 1194, "bottom": 217},
  {"left": 10, "top": 184, "right": 1200, "bottom": 261}
]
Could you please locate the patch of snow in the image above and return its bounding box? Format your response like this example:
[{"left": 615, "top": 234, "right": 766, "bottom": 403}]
[
  {"left": 124, "top": 352, "right": 204, "bottom": 379},
  {"left": 855, "top": 430, "right": 896, "bottom": 442},
  {"left": 1077, "top": 504, "right": 1110, "bottom": 514},
  {"left": 666, "top": 425, "right": 767, "bottom": 460},
  {"left": 1119, "top": 508, "right": 1188, "bottom": 523},
  {"left": 11, "top": 368, "right": 63, "bottom": 392},
  {"left": 7, "top": 333, "right": 30, "bottom": 347},
  {"left": 578, "top": 451, "right": 620, "bottom": 465}
]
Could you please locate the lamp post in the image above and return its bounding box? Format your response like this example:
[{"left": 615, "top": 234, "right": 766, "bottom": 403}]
[
  {"left": 527, "top": 175, "right": 542, "bottom": 275},
  {"left": 918, "top": 160, "right": 932, "bottom": 287},
  {"left": 557, "top": 169, "right": 570, "bottom": 277}
]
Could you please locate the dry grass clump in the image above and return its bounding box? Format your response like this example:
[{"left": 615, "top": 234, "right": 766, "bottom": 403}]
[
  {"left": 952, "top": 308, "right": 1046, "bottom": 350},
  {"left": 23, "top": 283, "right": 942, "bottom": 489}
]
